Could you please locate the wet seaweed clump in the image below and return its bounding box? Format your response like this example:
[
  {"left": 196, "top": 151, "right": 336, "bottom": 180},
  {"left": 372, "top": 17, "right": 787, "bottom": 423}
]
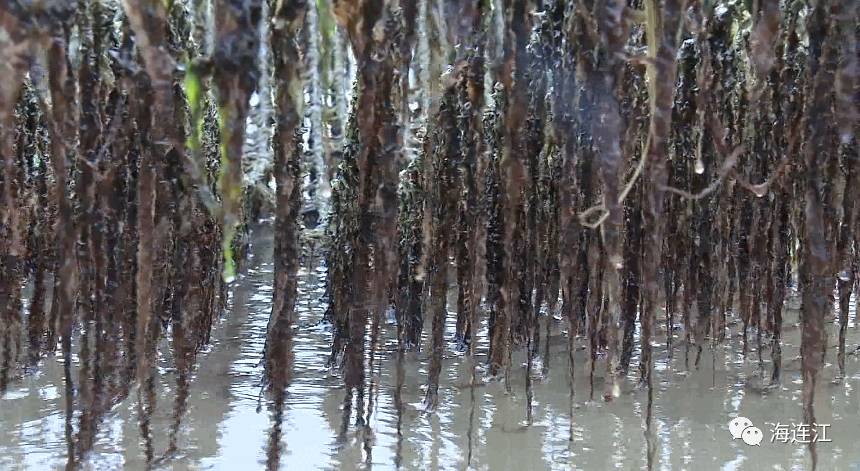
[{"left": 0, "top": 0, "right": 857, "bottom": 469}]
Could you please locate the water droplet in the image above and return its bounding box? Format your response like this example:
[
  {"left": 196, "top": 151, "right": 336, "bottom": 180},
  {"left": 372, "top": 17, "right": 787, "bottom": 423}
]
[{"left": 694, "top": 159, "right": 704, "bottom": 174}]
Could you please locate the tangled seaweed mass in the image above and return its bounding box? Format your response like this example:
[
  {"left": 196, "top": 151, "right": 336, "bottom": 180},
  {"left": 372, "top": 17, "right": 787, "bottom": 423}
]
[{"left": 0, "top": 0, "right": 857, "bottom": 469}]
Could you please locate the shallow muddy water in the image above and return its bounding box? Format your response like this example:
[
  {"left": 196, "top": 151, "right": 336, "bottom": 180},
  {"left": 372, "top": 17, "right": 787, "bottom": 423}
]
[{"left": 1, "top": 223, "right": 859, "bottom": 470}]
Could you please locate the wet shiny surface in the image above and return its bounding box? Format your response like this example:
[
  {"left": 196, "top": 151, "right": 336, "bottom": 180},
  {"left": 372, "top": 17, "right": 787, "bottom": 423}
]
[{"left": 2, "top": 224, "right": 859, "bottom": 470}]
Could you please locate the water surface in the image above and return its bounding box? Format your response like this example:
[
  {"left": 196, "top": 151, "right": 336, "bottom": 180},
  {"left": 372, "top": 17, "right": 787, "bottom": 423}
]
[{"left": 2, "top": 223, "right": 859, "bottom": 470}]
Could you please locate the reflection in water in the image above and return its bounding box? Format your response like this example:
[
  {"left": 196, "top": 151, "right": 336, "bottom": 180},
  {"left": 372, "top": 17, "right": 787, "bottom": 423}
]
[{"left": 1, "top": 223, "right": 859, "bottom": 470}]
